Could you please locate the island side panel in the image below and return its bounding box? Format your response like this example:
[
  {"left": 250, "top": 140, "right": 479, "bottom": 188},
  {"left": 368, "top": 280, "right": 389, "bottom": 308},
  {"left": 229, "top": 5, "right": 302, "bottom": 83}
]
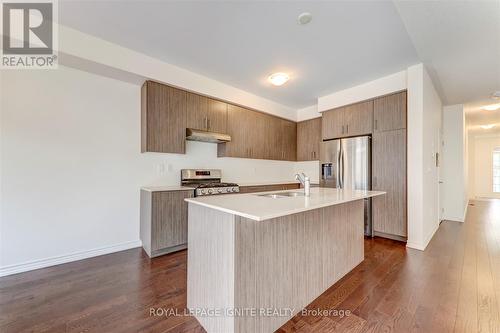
[
  {"left": 187, "top": 203, "right": 236, "bottom": 333},
  {"left": 234, "top": 200, "right": 365, "bottom": 333},
  {"left": 322, "top": 200, "right": 364, "bottom": 288}
]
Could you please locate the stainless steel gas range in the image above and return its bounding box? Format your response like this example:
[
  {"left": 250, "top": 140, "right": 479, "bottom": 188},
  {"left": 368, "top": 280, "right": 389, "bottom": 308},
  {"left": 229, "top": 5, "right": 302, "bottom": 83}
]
[{"left": 181, "top": 169, "right": 239, "bottom": 196}]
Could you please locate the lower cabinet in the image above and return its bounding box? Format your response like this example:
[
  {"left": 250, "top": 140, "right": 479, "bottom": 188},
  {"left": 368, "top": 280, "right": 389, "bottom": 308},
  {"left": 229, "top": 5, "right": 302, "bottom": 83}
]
[
  {"left": 238, "top": 183, "right": 301, "bottom": 194},
  {"left": 140, "top": 189, "right": 194, "bottom": 257},
  {"left": 372, "top": 129, "right": 407, "bottom": 238}
]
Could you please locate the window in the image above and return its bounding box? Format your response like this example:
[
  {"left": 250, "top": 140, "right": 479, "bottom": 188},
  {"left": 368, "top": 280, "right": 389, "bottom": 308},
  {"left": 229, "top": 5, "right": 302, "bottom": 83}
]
[{"left": 494, "top": 148, "right": 500, "bottom": 193}]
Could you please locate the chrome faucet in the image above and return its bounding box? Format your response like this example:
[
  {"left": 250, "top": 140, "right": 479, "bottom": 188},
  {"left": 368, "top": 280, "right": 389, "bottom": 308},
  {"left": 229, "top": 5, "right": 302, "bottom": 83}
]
[{"left": 295, "top": 173, "right": 311, "bottom": 196}]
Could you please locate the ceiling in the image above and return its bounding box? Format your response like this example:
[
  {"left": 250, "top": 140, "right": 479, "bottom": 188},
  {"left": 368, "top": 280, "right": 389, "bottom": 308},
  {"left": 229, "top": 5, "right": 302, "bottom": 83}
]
[
  {"left": 58, "top": 1, "right": 499, "bottom": 110},
  {"left": 59, "top": 1, "right": 418, "bottom": 109},
  {"left": 394, "top": 0, "right": 500, "bottom": 107},
  {"left": 465, "top": 100, "right": 500, "bottom": 135}
]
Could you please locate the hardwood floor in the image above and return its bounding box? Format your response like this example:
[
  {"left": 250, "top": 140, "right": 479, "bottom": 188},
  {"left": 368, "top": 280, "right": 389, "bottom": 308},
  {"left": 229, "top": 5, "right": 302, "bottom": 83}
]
[{"left": 1, "top": 199, "right": 499, "bottom": 332}]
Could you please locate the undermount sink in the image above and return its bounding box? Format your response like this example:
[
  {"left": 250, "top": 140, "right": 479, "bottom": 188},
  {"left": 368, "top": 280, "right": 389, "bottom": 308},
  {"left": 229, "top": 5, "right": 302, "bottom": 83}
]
[
  {"left": 278, "top": 192, "right": 305, "bottom": 197},
  {"left": 256, "top": 191, "right": 305, "bottom": 198}
]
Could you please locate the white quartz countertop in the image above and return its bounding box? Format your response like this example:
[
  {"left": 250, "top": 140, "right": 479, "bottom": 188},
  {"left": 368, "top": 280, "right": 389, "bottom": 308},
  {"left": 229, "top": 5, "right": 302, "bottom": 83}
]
[
  {"left": 185, "top": 187, "right": 385, "bottom": 221},
  {"left": 235, "top": 180, "right": 301, "bottom": 187},
  {"left": 141, "top": 185, "right": 195, "bottom": 192}
]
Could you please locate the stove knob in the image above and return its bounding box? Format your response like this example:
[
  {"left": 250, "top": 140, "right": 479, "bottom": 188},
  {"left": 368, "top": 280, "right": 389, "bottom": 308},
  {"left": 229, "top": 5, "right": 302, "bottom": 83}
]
[
  {"left": 207, "top": 189, "right": 213, "bottom": 194},
  {"left": 233, "top": 187, "right": 239, "bottom": 192},
  {"left": 218, "top": 188, "right": 223, "bottom": 193},
  {"left": 199, "top": 189, "right": 204, "bottom": 195}
]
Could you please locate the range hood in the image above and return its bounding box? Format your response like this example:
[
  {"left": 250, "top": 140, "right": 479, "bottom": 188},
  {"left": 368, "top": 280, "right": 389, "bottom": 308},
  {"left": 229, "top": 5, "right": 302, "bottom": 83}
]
[{"left": 186, "top": 128, "right": 231, "bottom": 143}]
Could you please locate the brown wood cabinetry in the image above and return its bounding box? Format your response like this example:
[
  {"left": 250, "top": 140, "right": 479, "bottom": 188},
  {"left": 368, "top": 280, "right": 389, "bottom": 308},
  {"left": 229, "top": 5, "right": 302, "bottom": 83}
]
[
  {"left": 322, "top": 100, "right": 373, "bottom": 140},
  {"left": 141, "top": 81, "right": 187, "bottom": 154},
  {"left": 141, "top": 80, "right": 299, "bottom": 161},
  {"left": 344, "top": 100, "right": 373, "bottom": 136},
  {"left": 238, "top": 183, "right": 301, "bottom": 194},
  {"left": 322, "top": 108, "right": 344, "bottom": 140},
  {"left": 140, "top": 189, "right": 194, "bottom": 257},
  {"left": 374, "top": 91, "right": 407, "bottom": 132},
  {"left": 186, "top": 92, "right": 208, "bottom": 131},
  {"left": 218, "top": 105, "right": 297, "bottom": 161},
  {"left": 372, "top": 129, "right": 407, "bottom": 238},
  {"left": 218, "top": 104, "right": 252, "bottom": 158},
  {"left": 297, "top": 117, "right": 321, "bottom": 161},
  {"left": 186, "top": 92, "right": 227, "bottom": 133},
  {"left": 207, "top": 99, "right": 227, "bottom": 133}
]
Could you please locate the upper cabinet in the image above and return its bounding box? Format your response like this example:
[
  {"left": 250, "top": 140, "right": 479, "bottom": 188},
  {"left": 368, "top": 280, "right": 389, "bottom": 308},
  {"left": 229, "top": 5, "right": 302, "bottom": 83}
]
[
  {"left": 218, "top": 105, "right": 296, "bottom": 161},
  {"left": 207, "top": 99, "right": 228, "bottom": 133},
  {"left": 141, "top": 80, "right": 298, "bottom": 160},
  {"left": 373, "top": 91, "right": 407, "bottom": 132},
  {"left": 218, "top": 104, "right": 252, "bottom": 158},
  {"left": 297, "top": 117, "right": 321, "bottom": 161},
  {"left": 322, "top": 108, "right": 344, "bottom": 140},
  {"left": 322, "top": 100, "right": 373, "bottom": 140},
  {"left": 186, "top": 92, "right": 208, "bottom": 131},
  {"left": 186, "top": 92, "right": 227, "bottom": 133},
  {"left": 141, "top": 81, "right": 187, "bottom": 154},
  {"left": 343, "top": 100, "right": 373, "bottom": 137}
]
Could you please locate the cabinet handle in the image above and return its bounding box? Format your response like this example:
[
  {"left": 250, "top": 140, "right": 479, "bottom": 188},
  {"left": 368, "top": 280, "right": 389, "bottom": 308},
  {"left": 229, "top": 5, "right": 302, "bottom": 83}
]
[
  {"left": 346, "top": 124, "right": 349, "bottom": 133},
  {"left": 207, "top": 118, "right": 211, "bottom": 130},
  {"left": 375, "top": 119, "right": 378, "bottom": 130},
  {"left": 373, "top": 176, "right": 377, "bottom": 188},
  {"left": 204, "top": 117, "right": 208, "bottom": 130},
  {"left": 342, "top": 125, "right": 344, "bottom": 134}
]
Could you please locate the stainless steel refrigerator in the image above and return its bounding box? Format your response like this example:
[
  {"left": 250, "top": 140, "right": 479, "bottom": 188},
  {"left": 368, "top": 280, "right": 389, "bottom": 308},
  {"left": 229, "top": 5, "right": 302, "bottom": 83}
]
[{"left": 320, "top": 136, "right": 372, "bottom": 236}]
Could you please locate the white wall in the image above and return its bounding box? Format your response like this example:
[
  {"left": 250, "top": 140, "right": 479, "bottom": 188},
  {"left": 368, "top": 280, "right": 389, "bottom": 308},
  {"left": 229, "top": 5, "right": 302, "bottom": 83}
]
[
  {"left": 470, "top": 135, "right": 500, "bottom": 199},
  {"left": 317, "top": 70, "right": 407, "bottom": 112},
  {"left": 57, "top": 24, "right": 297, "bottom": 121},
  {"left": 296, "top": 105, "right": 321, "bottom": 122},
  {"left": 441, "top": 105, "right": 467, "bottom": 221},
  {"left": 0, "top": 66, "right": 301, "bottom": 275},
  {"left": 420, "top": 67, "right": 442, "bottom": 248},
  {"left": 467, "top": 132, "right": 476, "bottom": 199},
  {"left": 404, "top": 64, "right": 443, "bottom": 251}
]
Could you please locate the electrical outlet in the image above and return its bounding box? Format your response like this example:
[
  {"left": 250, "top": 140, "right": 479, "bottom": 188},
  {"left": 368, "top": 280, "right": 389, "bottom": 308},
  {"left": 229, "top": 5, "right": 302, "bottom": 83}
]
[{"left": 157, "top": 163, "right": 165, "bottom": 176}]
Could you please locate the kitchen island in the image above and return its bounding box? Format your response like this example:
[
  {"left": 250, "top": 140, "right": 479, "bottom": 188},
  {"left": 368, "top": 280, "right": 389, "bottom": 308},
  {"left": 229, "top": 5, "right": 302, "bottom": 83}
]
[{"left": 185, "top": 187, "right": 385, "bottom": 333}]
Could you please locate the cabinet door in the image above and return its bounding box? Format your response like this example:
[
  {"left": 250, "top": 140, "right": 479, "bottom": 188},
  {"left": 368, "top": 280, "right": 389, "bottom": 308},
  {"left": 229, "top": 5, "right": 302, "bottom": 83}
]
[
  {"left": 344, "top": 100, "right": 373, "bottom": 137},
  {"left": 322, "top": 108, "right": 344, "bottom": 140},
  {"left": 282, "top": 119, "right": 297, "bottom": 161},
  {"left": 372, "top": 129, "right": 407, "bottom": 237},
  {"left": 151, "top": 190, "right": 193, "bottom": 252},
  {"left": 141, "top": 81, "right": 186, "bottom": 154},
  {"left": 297, "top": 117, "right": 321, "bottom": 161},
  {"left": 186, "top": 92, "right": 208, "bottom": 130},
  {"left": 218, "top": 104, "right": 248, "bottom": 158},
  {"left": 207, "top": 99, "right": 227, "bottom": 133},
  {"left": 251, "top": 112, "right": 269, "bottom": 159},
  {"left": 374, "top": 91, "right": 407, "bottom": 132},
  {"left": 267, "top": 116, "right": 282, "bottom": 160}
]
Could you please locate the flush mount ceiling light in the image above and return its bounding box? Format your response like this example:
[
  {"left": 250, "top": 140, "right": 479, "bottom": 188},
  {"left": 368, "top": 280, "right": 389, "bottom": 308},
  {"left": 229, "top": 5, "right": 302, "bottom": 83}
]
[
  {"left": 268, "top": 72, "right": 290, "bottom": 86},
  {"left": 297, "top": 12, "right": 312, "bottom": 25},
  {"left": 480, "top": 124, "right": 495, "bottom": 129},
  {"left": 481, "top": 104, "right": 500, "bottom": 111}
]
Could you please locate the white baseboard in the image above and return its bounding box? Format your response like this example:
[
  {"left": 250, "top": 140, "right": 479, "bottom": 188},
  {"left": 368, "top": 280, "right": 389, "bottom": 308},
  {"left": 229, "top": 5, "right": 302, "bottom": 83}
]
[
  {"left": 0, "top": 240, "right": 142, "bottom": 277},
  {"left": 405, "top": 241, "right": 426, "bottom": 251},
  {"left": 442, "top": 215, "right": 465, "bottom": 223},
  {"left": 406, "top": 222, "right": 440, "bottom": 252}
]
